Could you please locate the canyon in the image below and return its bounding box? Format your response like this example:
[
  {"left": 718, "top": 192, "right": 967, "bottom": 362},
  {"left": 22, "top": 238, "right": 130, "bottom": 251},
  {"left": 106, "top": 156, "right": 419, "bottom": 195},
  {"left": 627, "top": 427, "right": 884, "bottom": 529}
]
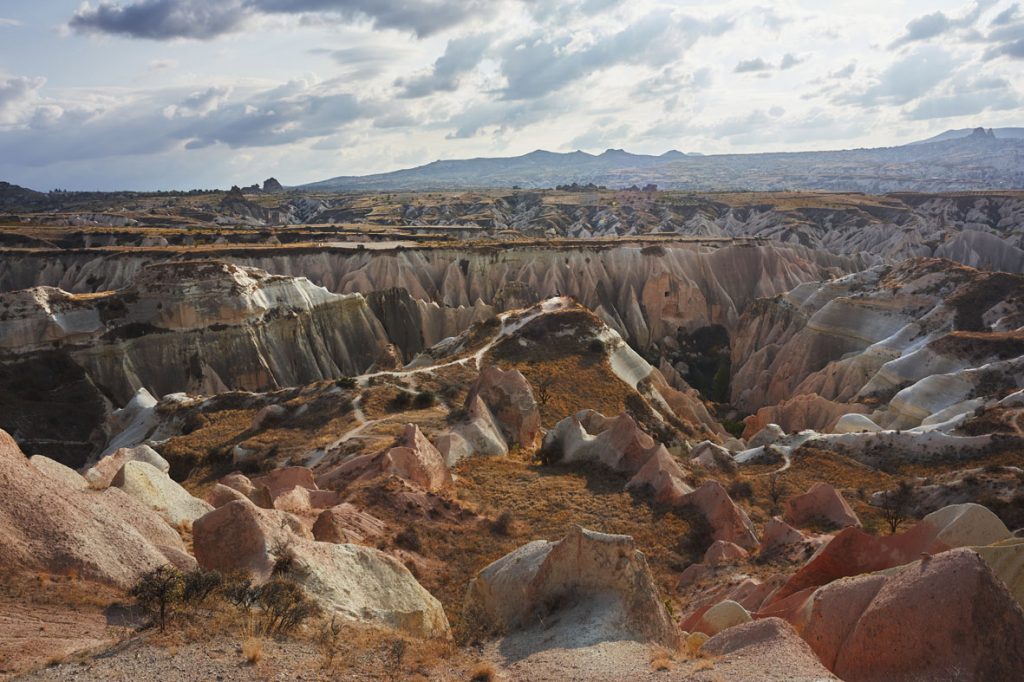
[{"left": 1, "top": 187, "right": 1023, "bottom": 681}]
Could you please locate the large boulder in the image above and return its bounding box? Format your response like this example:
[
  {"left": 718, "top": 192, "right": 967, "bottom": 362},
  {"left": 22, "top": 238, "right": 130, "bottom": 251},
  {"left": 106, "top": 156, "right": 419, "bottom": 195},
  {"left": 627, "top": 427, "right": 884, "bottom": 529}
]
[
  {"left": 0, "top": 428, "right": 188, "bottom": 588},
  {"left": 312, "top": 503, "right": 387, "bottom": 544},
  {"left": 758, "top": 518, "right": 807, "bottom": 556},
  {"left": 802, "top": 548, "right": 1024, "bottom": 681},
  {"left": 688, "top": 599, "right": 752, "bottom": 636},
  {"left": 30, "top": 455, "right": 88, "bottom": 490},
  {"left": 84, "top": 444, "right": 169, "bottom": 489},
  {"left": 625, "top": 445, "right": 693, "bottom": 504},
  {"left": 192, "top": 498, "right": 449, "bottom": 639},
  {"left": 747, "top": 423, "right": 785, "bottom": 449},
  {"left": 316, "top": 424, "right": 451, "bottom": 492},
  {"left": 112, "top": 461, "right": 213, "bottom": 526},
  {"left": 784, "top": 482, "right": 860, "bottom": 529},
  {"left": 465, "top": 365, "right": 541, "bottom": 448},
  {"left": 465, "top": 526, "right": 677, "bottom": 647},
  {"left": 704, "top": 540, "right": 749, "bottom": 565},
  {"left": 451, "top": 396, "right": 508, "bottom": 457},
  {"left": 771, "top": 502, "right": 1011, "bottom": 603},
  {"left": 681, "top": 480, "right": 759, "bottom": 549},
  {"left": 689, "top": 440, "right": 738, "bottom": 473},
  {"left": 699, "top": 618, "right": 840, "bottom": 681}
]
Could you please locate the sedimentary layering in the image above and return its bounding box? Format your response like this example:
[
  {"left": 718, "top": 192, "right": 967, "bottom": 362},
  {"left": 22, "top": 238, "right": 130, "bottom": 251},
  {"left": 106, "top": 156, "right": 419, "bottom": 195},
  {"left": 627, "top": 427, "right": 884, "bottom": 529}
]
[
  {"left": 732, "top": 258, "right": 1024, "bottom": 432},
  {"left": 0, "top": 242, "right": 865, "bottom": 353},
  {"left": 0, "top": 261, "right": 389, "bottom": 404}
]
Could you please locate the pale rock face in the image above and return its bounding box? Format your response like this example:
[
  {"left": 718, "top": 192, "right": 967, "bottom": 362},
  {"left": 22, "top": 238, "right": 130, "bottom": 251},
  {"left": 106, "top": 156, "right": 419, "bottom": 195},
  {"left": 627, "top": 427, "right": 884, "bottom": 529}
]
[
  {"left": 758, "top": 518, "right": 807, "bottom": 556},
  {"left": 784, "top": 482, "right": 861, "bottom": 529},
  {"left": 452, "top": 396, "right": 509, "bottom": 457},
  {"left": 84, "top": 444, "right": 170, "bottom": 489},
  {"left": 206, "top": 483, "right": 249, "bottom": 508},
  {"left": 972, "top": 539, "right": 1024, "bottom": 608},
  {"left": 0, "top": 261, "right": 391, "bottom": 405},
  {"left": 192, "top": 498, "right": 449, "bottom": 639},
  {"left": 743, "top": 394, "right": 868, "bottom": 438},
  {"left": 29, "top": 456, "right": 88, "bottom": 490},
  {"left": 112, "top": 461, "right": 214, "bottom": 526},
  {"left": 803, "top": 549, "right": 1024, "bottom": 681},
  {"left": 465, "top": 526, "right": 677, "bottom": 647},
  {"left": 746, "top": 423, "right": 786, "bottom": 449},
  {"left": 0, "top": 428, "right": 187, "bottom": 588},
  {"left": 833, "top": 413, "right": 883, "bottom": 434}
]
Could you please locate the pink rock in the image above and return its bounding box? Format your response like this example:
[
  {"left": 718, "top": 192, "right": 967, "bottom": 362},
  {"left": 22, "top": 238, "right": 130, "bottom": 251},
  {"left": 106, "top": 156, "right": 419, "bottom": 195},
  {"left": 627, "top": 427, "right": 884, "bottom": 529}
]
[
  {"left": 312, "top": 503, "right": 387, "bottom": 544},
  {"left": 625, "top": 445, "right": 692, "bottom": 504},
  {"left": 784, "top": 482, "right": 860, "bottom": 529},
  {"left": 702, "top": 618, "right": 839, "bottom": 681},
  {"left": 681, "top": 480, "right": 759, "bottom": 549},
  {"left": 220, "top": 472, "right": 256, "bottom": 496},
  {"left": 316, "top": 424, "right": 452, "bottom": 493},
  {"left": 206, "top": 483, "right": 249, "bottom": 508},
  {"left": 192, "top": 498, "right": 307, "bottom": 579},
  {"left": 758, "top": 517, "right": 807, "bottom": 556},
  {"left": 250, "top": 466, "right": 317, "bottom": 498},
  {"left": 804, "top": 548, "right": 1024, "bottom": 681},
  {"left": 704, "top": 540, "right": 749, "bottom": 565}
]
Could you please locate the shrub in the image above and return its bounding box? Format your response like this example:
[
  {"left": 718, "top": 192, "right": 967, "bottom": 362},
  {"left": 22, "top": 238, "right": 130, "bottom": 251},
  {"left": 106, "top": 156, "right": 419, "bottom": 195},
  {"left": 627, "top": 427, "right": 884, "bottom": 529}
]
[
  {"left": 270, "top": 539, "right": 296, "bottom": 577},
  {"left": 678, "top": 513, "right": 715, "bottom": 562},
  {"left": 395, "top": 526, "right": 422, "bottom": 553},
  {"left": 491, "top": 511, "right": 514, "bottom": 536},
  {"left": 446, "top": 406, "right": 468, "bottom": 423},
  {"left": 587, "top": 338, "right": 606, "bottom": 354},
  {"left": 535, "top": 438, "right": 563, "bottom": 466},
  {"left": 728, "top": 479, "right": 754, "bottom": 501},
  {"left": 413, "top": 391, "right": 436, "bottom": 408},
  {"left": 390, "top": 391, "right": 412, "bottom": 410},
  {"left": 130, "top": 565, "right": 184, "bottom": 631},
  {"left": 182, "top": 568, "right": 223, "bottom": 605},
  {"left": 334, "top": 376, "right": 356, "bottom": 390},
  {"left": 255, "top": 579, "right": 321, "bottom": 636}
]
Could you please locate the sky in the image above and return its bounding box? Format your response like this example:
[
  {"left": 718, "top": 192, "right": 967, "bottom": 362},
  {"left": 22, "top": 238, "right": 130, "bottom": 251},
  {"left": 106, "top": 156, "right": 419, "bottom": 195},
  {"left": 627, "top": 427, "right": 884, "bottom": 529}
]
[{"left": 0, "top": 0, "right": 1022, "bottom": 190}]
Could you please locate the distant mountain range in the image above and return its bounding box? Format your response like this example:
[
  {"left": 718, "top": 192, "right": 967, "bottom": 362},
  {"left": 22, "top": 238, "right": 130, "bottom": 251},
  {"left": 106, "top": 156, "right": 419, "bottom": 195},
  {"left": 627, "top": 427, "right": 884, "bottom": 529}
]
[{"left": 301, "top": 127, "right": 1024, "bottom": 194}]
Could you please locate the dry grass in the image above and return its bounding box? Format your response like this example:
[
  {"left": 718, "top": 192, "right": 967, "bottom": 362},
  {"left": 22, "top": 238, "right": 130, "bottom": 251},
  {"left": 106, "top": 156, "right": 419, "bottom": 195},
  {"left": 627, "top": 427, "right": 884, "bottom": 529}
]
[
  {"left": 468, "top": 661, "right": 497, "bottom": 681},
  {"left": 241, "top": 637, "right": 263, "bottom": 664}
]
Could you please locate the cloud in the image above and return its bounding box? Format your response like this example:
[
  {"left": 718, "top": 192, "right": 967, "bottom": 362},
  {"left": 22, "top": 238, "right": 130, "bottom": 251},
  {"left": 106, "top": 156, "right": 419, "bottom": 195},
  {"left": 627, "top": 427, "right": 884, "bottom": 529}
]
[
  {"left": 568, "top": 122, "right": 631, "bottom": 151},
  {"left": 992, "top": 4, "right": 1019, "bottom": 25},
  {"left": 889, "top": 0, "right": 997, "bottom": 48},
  {"left": 0, "top": 18, "right": 22, "bottom": 27},
  {"left": 907, "top": 88, "right": 1021, "bottom": 119},
  {"left": 0, "top": 76, "right": 48, "bottom": 127},
  {"left": 498, "top": 10, "right": 732, "bottom": 100},
  {"left": 69, "top": 0, "right": 495, "bottom": 40},
  {"left": 829, "top": 63, "right": 857, "bottom": 79},
  {"left": 734, "top": 57, "right": 772, "bottom": 73},
  {"left": 779, "top": 53, "right": 805, "bottom": 70},
  {"left": 632, "top": 66, "right": 712, "bottom": 99},
  {"left": 395, "top": 33, "right": 492, "bottom": 98},
  {"left": 309, "top": 45, "right": 402, "bottom": 79},
  {"left": 982, "top": 11, "right": 1024, "bottom": 59},
  {"left": 839, "top": 46, "right": 954, "bottom": 107}
]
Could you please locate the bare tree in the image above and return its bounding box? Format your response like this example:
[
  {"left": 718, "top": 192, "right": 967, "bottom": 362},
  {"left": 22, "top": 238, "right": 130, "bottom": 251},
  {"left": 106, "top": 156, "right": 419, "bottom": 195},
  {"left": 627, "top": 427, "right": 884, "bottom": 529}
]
[
  {"left": 767, "top": 472, "right": 787, "bottom": 512},
  {"left": 535, "top": 376, "right": 555, "bottom": 407},
  {"left": 880, "top": 480, "right": 914, "bottom": 534}
]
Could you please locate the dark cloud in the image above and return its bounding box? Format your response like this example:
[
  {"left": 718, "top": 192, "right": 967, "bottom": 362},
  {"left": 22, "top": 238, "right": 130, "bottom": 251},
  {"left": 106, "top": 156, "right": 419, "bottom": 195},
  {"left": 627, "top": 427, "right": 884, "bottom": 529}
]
[
  {"left": 983, "top": 14, "right": 1024, "bottom": 59},
  {"left": 69, "top": 0, "right": 494, "bottom": 40},
  {"left": 779, "top": 53, "right": 804, "bottom": 70},
  {"left": 395, "top": 33, "right": 492, "bottom": 98}
]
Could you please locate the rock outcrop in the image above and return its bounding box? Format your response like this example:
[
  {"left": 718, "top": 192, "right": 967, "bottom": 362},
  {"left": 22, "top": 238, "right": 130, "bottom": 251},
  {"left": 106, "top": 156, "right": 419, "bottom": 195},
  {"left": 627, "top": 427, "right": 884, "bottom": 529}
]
[
  {"left": 0, "top": 428, "right": 189, "bottom": 587},
  {"left": 193, "top": 498, "right": 449, "bottom": 638},
  {"left": 681, "top": 481, "right": 759, "bottom": 549},
  {"left": 801, "top": 548, "right": 1024, "bottom": 681},
  {"left": 316, "top": 424, "right": 451, "bottom": 492},
  {"left": 465, "top": 526, "right": 677, "bottom": 646},
  {"left": 784, "top": 482, "right": 861, "bottom": 529},
  {"left": 111, "top": 461, "right": 213, "bottom": 526},
  {"left": 700, "top": 618, "right": 840, "bottom": 681}
]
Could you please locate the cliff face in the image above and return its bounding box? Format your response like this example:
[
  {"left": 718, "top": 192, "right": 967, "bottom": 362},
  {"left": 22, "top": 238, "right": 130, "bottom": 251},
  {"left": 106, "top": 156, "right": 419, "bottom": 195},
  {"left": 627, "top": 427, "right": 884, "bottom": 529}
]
[
  {"left": 0, "top": 243, "right": 866, "bottom": 353},
  {"left": 732, "top": 259, "right": 1024, "bottom": 430},
  {"left": 0, "top": 261, "right": 390, "bottom": 405}
]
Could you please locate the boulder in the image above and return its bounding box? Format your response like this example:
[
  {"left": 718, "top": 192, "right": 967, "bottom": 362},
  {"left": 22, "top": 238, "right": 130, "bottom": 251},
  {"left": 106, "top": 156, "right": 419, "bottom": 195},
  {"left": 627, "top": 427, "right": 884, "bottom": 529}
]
[
  {"left": 84, "top": 444, "right": 169, "bottom": 489},
  {"left": 771, "top": 502, "right": 1012, "bottom": 604},
  {"left": 220, "top": 472, "right": 256, "bottom": 497},
  {"left": 312, "top": 503, "right": 387, "bottom": 544},
  {"left": 206, "top": 483, "right": 249, "bottom": 508},
  {"left": 0, "top": 428, "right": 187, "bottom": 588},
  {"left": 701, "top": 618, "right": 839, "bottom": 681},
  {"left": 784, "top": 482, "right": 860, "bottom": 529},
  {"left": 834, "top": 413, "right": 883, "bottom": 434},
  {"left": 703, "top": 540, "right": 749, "bottom": 565},
  {"left": 803, "top": 548, "right": 1024, "bottom": 681},
  {"left": 747, "top": 423, "right": 785, "bottom": 449},
  {"left": 30, "top": 455, "right": 87, "bottom": 490},
  {"left": 973, "top": 538, "right": 1024, "bottom": 608},
  {"left": 625, "top": 445, "right": 693, "bottom": 504},
  {"left": 465, "top": 526, "right": 677, "bottom": 647},
  {"left": 758, "top": 518, "right": 806, "bottom": 556},
  {"left": 681, "top": 480, "right": 759, "bottom": 549},
  {"left": 453, "top": 396, "right": 508, "bottom": 457},
  {"left": 434, "top": 431, "right": 473, "bottom": 466},
  {"left": 689, "top": 599, "right": 752, "bottom": 636},
  {"left": 112, "top": 461, "right": 213, "bottom": 526},
  {"left": 192, "top": 498, "right": 449, "bottom": 639},
  {"left": 317, "top": 424, "right": 451, "bottom": 492},
  {"left": 465, "top": 365, "right": 541, "bottom": 448},
  {"left": 689, "top": 440, "right": 737, "bottom": 473},
  {"left": 250, "top": 467, "right": 316, "bottom": 498}
]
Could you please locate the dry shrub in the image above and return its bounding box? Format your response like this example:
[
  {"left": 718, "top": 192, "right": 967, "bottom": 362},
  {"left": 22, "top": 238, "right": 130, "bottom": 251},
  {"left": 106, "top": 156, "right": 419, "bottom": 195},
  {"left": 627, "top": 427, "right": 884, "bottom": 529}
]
[
  {"left": 469, "top": 661, "right": 497, "bottom": 681},
  {"left": 241, "top": 638, "right": 263, "bottom": 664}
]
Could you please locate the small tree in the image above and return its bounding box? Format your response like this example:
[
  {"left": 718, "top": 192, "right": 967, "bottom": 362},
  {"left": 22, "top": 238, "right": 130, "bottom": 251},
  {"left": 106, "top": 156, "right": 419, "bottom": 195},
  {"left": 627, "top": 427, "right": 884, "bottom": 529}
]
[
  {"left": 131, "top": 566, "right": 184, "bottom": 631},
  {"left": 535, "top": 376, "right": 555, "bottom": 407},
  {"left": 767, "top": 472, "right": 787, "bottom": 512},
  {"left": 880, "top": 480, "right": 914, "bottom": 534}
]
